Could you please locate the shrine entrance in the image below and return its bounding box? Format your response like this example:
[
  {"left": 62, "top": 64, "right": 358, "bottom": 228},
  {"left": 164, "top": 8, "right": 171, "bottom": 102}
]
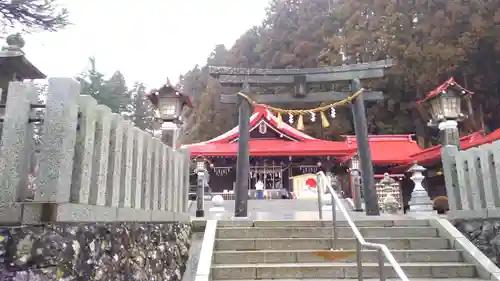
[
  {"left": 186, "top": 104, "right": 356, "bottom": 199},
  {"left": 209, "top": 60, "right": 394, "bottom": 217}
]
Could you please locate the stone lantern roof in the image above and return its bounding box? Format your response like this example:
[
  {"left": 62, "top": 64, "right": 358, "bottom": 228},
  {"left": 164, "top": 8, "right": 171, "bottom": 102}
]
[{"left": 0, "top": 33, "right": 46, "bottom": 80}]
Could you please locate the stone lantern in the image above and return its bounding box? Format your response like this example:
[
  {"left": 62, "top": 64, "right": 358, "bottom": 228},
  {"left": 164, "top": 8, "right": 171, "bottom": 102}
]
[
  {"left": 147, "top": 79, "right": 192, "bottom": 148},
  {"left": 0, "top": 33, "right": 46, "bottom": 137},
  {"left": 0, "top": 34, "right": 46, "bottom": 96},
  {"left": 147, "top": 79, "right": 193, "bottom": 124},
  {"left": 418, "top": 77, "right": 473, "bottom": 146},
  {"left": 194, "top": 157, "right": 208, "bottom": 218},
  {"left": 349, "top": 154, "right": 363, "bottom": 211},
  {"left": 407, "top": 163, "right": 436, "bottom": 215}
]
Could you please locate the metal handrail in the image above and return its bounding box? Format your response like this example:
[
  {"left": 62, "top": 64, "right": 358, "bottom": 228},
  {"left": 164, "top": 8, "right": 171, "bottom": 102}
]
[{"left": 316, "top": 171, "right": 410, "bottom": 281}]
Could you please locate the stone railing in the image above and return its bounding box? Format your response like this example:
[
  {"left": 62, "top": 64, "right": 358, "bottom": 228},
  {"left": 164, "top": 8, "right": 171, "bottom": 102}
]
[
  {"left": 442, "top": 141, "right": 500, "bottom": 219},
  {"left": 0, "top": 78, "right": 192, "bottom": 280},
  {"left": 0, "top": 78, "right": 191, "bottom": 224},
  {"left": 442, "top": 141, "right": 500, "bottom": 266}
]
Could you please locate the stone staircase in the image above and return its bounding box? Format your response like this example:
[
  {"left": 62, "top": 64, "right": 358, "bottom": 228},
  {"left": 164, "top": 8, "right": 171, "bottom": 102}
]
[{"left": 209, "top": 219, "right": 488, "bottom": 281}]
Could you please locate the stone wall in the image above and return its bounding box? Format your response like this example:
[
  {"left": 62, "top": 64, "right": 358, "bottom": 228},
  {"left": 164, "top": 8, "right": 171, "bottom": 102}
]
[
  {"left": 454, "top": 219, "right": 500, "bottom": 266},
  {"left": 0, "top": 222, "right": 191, "bottom": 281}
]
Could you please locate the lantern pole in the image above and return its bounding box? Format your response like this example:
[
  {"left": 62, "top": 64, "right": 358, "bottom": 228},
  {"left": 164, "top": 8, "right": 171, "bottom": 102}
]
[
  {"left": 194, "top": 158, "right": 207, "bottom": 217},
  {"left": 438, "top": 120, "right": 460, "bottom": 147},
  {"left": 350, "top": 155, "right": 363, "bottom": 212}
]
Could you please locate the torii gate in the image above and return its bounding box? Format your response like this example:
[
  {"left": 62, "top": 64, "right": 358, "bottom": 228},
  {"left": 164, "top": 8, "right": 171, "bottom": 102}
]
[{"left": 209, "top": 59, "right": 394, "bottom": 217}]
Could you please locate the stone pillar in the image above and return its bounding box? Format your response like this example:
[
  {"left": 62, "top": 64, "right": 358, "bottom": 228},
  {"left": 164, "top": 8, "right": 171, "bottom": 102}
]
[
  {"left": 408, "top": 164, "right": 437, "bottom": 215},
  {"left": 106, "top": 113, "right": 124, "bottom": 208},
  {"left": 35, "top": 78, "right": 80, "bottom": 203},
  {"left": 89, "top": 105, "right": 112, "bottom": 206},
  {"left": 0, "top": 82, "right": 37, "bottom": 223},
  {"left": 130, "top": 128, "right": 143, "bottom": 209},
  {"left": 439, "top": 120, "right": 460, "bottom": 147}
]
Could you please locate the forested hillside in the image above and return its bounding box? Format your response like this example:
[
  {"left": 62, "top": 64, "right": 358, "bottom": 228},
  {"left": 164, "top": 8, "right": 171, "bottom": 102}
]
[{"left": 179, "top": 0, "right": 500, "bottom": 147}]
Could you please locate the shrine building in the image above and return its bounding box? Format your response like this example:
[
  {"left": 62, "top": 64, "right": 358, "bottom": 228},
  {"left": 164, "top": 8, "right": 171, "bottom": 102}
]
[
  {"left": 182, "top": 77, "right": 500, "bottom": 213},
  {"left": 182, "top": 105, "right": 423, "bottom": 200}
]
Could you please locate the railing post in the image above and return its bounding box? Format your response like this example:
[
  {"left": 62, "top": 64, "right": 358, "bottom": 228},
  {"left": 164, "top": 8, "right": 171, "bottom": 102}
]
[
  {"left": 165, "top": 146, "right": 173, "bottom": 211},
  {"left": 89, "top": 105, "right": 112, "bottom": 206},
  {"left": 178, "top": 148, "right": 185, "bottom": 212},
  {"left": 356, "top": 240, "right": 363, "bottom": 281},
  {"left": 119, "top": 121, "right": 134, "bottom": 208},
  {"left": 142, "top": 136, "right": 153, "bottom": 210},
  {"left": 0, "top": 82, "right": 37, "bottom": 222},
  {"left": 152, "top": 139, "right": 162, "bottom": 210},
  {"left": 172, "top": 151, "right": 179, "bottom": 212},
  {"left": 378, "top": 249, "right": 385, "bottom": 281},
  {"left": 70, "top": 95, "right": 97, "bottom": 204},
  {"left": 106, "top": 113, "right": 124, "bottom": 208},
  {"left": 131, "top": 127, "right": 143, "bottom": 209},
  {"left": 35, "top": 78, "right": 80, "bottom": 204},
  {"left": 442, "top": 145, "right": 461, "bottom": 211},
  {"left": 331, "top": 192, "right": 337, "bottom": 247},
  {"left": 159, "top": 143, "right": 167, "bottom": 211}
]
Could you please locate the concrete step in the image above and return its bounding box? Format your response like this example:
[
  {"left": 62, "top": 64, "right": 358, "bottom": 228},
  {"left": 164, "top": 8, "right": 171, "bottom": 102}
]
[
  {"left": 216, "top": 226, "right": 438, "bottom": 239},
  {"left": 217, "top": 219, "right": 430, "bottom": 228},
  {"left": 215, "top": 237, "right": 450, "bottom": 251},
  {"left": 211, "top": 262, "right": 477, "bottom": 279},
  {"left": 213, "top": 249, "right": 463, "bottom": 264}
]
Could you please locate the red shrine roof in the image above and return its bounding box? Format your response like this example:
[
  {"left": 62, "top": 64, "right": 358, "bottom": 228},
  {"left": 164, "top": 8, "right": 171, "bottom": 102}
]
[
  {"left": 193, "top": 105, "right": 319, "bottom": 144},
  {"left": 339, "top": 135, "right": 423, "bottom": 165},
  {"left": 390, "top": 129, "right": 500, "bottom": 172},
  {"left": 184, "top": 105, "right": 356, "bottom": 157},
  {"left": 184, "top": 105, "right": 423, "bottom": 161},
  {"left": 188, "top": 139, "right": 356, "bottom": 157},
  {"left": 417, "top": 77, "right": 474, "bottom": 104}
]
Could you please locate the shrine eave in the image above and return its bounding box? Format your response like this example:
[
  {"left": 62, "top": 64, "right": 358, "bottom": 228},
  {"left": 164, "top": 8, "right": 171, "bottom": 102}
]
[
  {"left": 187, "top": 139, "right": 356, "bottom": 157},
  {"left": 339, "top": 134, "right": 423, "bottom": 165},
  {"left": 390, "top": 129, "right": 500, "bottom": 173}
]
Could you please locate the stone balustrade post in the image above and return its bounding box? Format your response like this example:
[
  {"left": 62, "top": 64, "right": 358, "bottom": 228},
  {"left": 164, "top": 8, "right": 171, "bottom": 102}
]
[
  {"left": 35, "top": 78, "right": 80, "bottom": 203},
  {"left": 89, "top": 105, "right": 112, "bottom": 206},
  {"left": 119, "top": 122, "right": 134, "bottom": 208},
  {"left": 106, "top": 113, "right": 124, "bottom": 208},
  {"left": 131, "top": 127, "right": 143, "bottom": 209},
  {"left": 70, "top": 96, "right": 97, "bottom": 204},
  {"left": 0, "top": 82, "right": 38, "bottom": 223}
]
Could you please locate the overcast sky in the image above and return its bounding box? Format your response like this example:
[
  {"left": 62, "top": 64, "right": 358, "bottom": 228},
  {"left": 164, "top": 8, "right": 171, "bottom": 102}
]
[{"left": 19, "top": 0, "right": 269, "bottom": 88}]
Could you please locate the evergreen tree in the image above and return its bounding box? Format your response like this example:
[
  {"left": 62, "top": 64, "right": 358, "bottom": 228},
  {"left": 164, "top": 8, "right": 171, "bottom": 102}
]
[
  {"left": 0, "top": 0, "right": 69, "bottom": 33},
  {"left": 100, "top": 71, "right": 131, "bottom": 114},
  {"left": 129, "top": 82, "right": 154, "bottom": 131},
  {"left": 181, "top": 0, "right": 500, "bottom": 146},
  {"left": 76, "top": 57, "right": 132, "bottom": 115}
]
